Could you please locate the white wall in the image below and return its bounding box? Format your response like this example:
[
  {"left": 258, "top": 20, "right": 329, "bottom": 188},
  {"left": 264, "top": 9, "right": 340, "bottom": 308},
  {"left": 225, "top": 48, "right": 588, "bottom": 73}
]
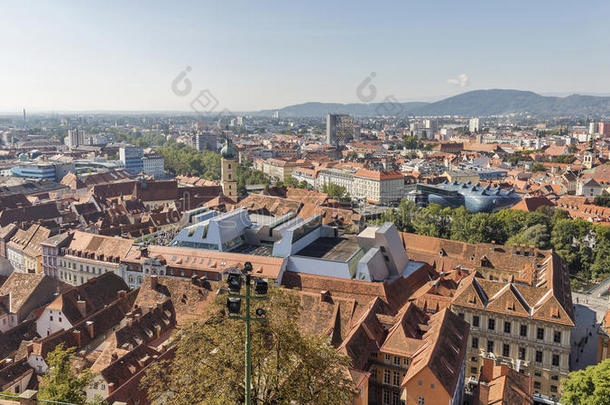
[
  {"left": 27, "top": 353, "right": 48, "bottom": 374},
  {"left": 287, "top": 256, "right": 352, "bottom": 279},
  {"left": 36, "top": 308, "right": 72, "bottom": 337}
]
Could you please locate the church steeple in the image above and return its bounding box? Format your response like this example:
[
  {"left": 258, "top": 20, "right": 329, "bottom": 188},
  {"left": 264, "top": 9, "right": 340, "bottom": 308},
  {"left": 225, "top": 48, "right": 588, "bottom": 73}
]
[{"left": 220, "top": 138, "right": 238, "bottom": 200}]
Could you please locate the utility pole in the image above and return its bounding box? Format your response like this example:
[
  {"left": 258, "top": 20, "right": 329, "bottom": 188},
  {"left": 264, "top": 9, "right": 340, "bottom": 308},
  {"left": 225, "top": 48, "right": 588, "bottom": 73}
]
[
  {"left": 245, "top": 273, "right": 252, "bottom": 405},
  {"left": 227, "top": 263, "right": 268, "bottom": 405}
]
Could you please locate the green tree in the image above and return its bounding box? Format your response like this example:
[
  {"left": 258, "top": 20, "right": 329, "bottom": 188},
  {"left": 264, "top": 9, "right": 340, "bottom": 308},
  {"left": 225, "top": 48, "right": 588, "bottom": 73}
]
[
  {"left": 403, "top": 135, "right": 422, "bottom": 149},
  {"left": 376, "top": 199, "right": 417, "bottom": 232},
  {"left": 322, "top": 183, "right": 350, "bottom": 202},
  {"left": 449, "top": 206, "right": 473, "bottom": 242},
  {"left": 141, "top": 288, "right": 355, "bottom": 405},
  {"left": 594, "top": 191, "right": 610, "bottom": 208},
  {"left": 506, "top": 224, "right": 551, "bottom": 250},
  {"left": 283, "top": 177, "right": 298, "bottom": 187},
  {"left": 530, "top": 162, "right": 547, "bottom": 172},
  {"left": 561, "top": 359, "right": 610, "bottom": 405},
  {"left": 38, "top": 344, "right": 101, "bottom": 405},
  {"left": 413, "top": 204, "right": 451, "bottom": 239}
]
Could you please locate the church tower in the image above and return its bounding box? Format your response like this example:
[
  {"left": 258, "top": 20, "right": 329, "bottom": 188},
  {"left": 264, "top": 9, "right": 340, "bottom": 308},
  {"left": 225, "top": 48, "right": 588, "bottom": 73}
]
[{"left": 220, "top": 138, "right": 238, "bottom": 200}]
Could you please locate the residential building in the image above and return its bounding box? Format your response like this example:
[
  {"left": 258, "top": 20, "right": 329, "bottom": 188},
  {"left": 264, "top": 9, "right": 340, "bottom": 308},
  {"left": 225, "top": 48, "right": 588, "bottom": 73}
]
[
  {"left": 402, "top": 233, "right": 574, "bottom": 403},
  {"left": 469, "top": 118, "right": 480, "bottom": 133},
  {"left": 194, "top": 132, "right": 217, "bottom": 152},
  {"left": 141, "top": 153, "right": 165, "bottom": 178},
  {"left": 52, "top": 231, "right": 134, "bottom": 286},
  {"left": 119, "top": 146, "right": 144, "bottom": 174},
  {"left": 577, "top": 177, "right": 604, "bottom": 197},
  {"left": 353, "top": 169, "right": 404, "bottom": 204},
  {"left": 0, "top": 273, "right": 63, "bottom": 332},
  {"left": 337, "top": 295, "right": 469, "bottom": 405},
  {"left": 41, "top": 232, "right": 74, "bottom": 278},
  {"left": 7, "top": 225, "right": 52, "bottom": 273},
  {"left": 327, "top": 114, "right": 354, "bottom": 146},
  {"left": 317, "top": 167, "right": 355, "bottom": 195},
  {"left": 261, "top": 158, "right": 302, "bottom": 182},
  {"left": 35, "top": 272, "right": 129, "bottom": 338},
  {"left": 291, "top": 167, "right": 318, "bottom": 188},
  {"left": 22, "top": 225, "right": 51, "bottom": 274},
  {"left": 0, "top": 202, "right": 62, "bottom": 227},
  {"left": 29, "top": 275, "right": 135, "bottom": 374},
  {"left": 0, "top": 224, "right": 18, "bottom": 259},
  {"left": 65, "top": 128, "right": 84, "bottom": 149}
]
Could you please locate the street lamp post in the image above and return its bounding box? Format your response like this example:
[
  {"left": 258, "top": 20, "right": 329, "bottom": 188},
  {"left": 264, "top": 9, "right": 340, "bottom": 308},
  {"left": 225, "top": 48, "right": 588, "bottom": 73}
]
[{"left": 227, "top": 262, "right": 268, "bottom": 405}]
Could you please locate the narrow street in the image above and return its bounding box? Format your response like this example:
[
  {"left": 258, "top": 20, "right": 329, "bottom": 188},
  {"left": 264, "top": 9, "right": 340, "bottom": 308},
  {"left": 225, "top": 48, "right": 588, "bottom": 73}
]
[{"left": 570, "top": 292, "right": 609, "bottom": 371}]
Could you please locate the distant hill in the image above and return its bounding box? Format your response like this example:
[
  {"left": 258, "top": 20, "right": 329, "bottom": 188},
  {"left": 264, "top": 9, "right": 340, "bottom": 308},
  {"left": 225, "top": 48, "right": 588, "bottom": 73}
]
[
  {"left": 257, "top": 101, "right": 428, "bottom": 118},
  {"left": 255, "top": 89, "right": 610, "bottom": 117}
]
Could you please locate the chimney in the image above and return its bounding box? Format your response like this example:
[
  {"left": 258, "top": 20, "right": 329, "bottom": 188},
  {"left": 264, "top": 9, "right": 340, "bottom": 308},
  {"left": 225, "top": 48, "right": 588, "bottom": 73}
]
[
  {"left": 150, "top": 275, "right": 158, "bottom": 289},
  {"left": 73, "top": 329, "right": 81, "bottom": 347},
  {"left": 480, "top": 357, "right": 494, "bottom": 383},
  {"left": 108, "top": 382, "right": 115, "bottom": 394},
  {"left": 76, "top": 300, "right": 87, "bottom": 318},
  {"left": 156, "top": 301, "right": 163, "bottom": 312},
  {"left": 191, "top": 275, "right": 199, "bottom": 286},
  {"left": 320, "top": 290, "right": 331, "bottom": 303},
  {"left": 117, "top": 290, "right": 127, "bottom": 299},
  {"left": 127, "top": 316, "right": 133, "bottom": 328},
  {"left": 86, "top": 321, "right": 95, "bottom": 339},
  {"left": 111, "top": 353, "right": 118, "bottom": 362},
  {"left": 154, "top": 324, "right": 161, "bottom": 338},
  {"left": 26, "top": 343, "right": 34, "bottom": 356}
]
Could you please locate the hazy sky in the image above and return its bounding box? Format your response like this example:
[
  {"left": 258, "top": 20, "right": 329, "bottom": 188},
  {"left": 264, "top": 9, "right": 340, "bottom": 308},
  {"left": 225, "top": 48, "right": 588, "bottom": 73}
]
[{"left": 1, "top": 1, "right": 609, "bottom": 112}]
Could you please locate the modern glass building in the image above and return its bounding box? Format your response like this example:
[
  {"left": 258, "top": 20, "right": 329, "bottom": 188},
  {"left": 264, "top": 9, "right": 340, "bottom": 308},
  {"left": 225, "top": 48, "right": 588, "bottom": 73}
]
[
  {"left": 119, "top": 146, "right": 144, "bottom": 174},
  {"left": 415, "top": 181, "right": 522, "bottom": 213},
  {"left": 11, "top": 163, "right": 57, "bottom": 181}
]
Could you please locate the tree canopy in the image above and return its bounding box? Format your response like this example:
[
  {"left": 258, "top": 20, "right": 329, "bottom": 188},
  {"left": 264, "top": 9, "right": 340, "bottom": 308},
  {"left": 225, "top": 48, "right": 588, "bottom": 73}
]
[
  {"left": 322, "top": 183, "right": 350, "bottom": 202},
  {"left": 561, "top": 359, "right": 610, "bottom": 405},
  {"left": 158, "top": 143, "right": 269, "bottom": 196},
  {"left": 374, "top": 199, "right": 610, "bottom": 285},
  {"left": 38, "top": 344, "right": 103, "bottom": 405},
  {"left": 141, "top": 287, "right": 355, "bottom": 405}
]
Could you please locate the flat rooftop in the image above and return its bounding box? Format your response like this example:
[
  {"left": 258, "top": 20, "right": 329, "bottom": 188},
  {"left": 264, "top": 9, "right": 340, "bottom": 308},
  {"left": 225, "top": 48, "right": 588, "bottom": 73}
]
[
  {"left": 229, "top": 243, "right": 274, "bottom": 257},
  {"left": 296, "top": 236, "right": 361, "bottom": 262}
]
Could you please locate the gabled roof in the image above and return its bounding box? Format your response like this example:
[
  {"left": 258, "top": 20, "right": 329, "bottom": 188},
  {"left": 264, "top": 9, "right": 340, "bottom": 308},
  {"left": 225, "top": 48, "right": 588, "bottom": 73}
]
[
  {"left": 379, "top": 303, "right": 427, "bottom": 357},
  {"left": 0, "top": 203, "right": 61, "bottom": 226},
  {"left": 45, "top": 273, "right": 129, "bottom": 325},
  {"left": 403, "top": 309, "right": 469, "bottom": 397},
  {"left": 134, "top": 275, "right": 218, "bottom": 326},
  {"left": 0, "top": 273, "right": 62, "bottom": 317},
  {"left": 484, "top": 283, "right": 530, "bottom": 317}
]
